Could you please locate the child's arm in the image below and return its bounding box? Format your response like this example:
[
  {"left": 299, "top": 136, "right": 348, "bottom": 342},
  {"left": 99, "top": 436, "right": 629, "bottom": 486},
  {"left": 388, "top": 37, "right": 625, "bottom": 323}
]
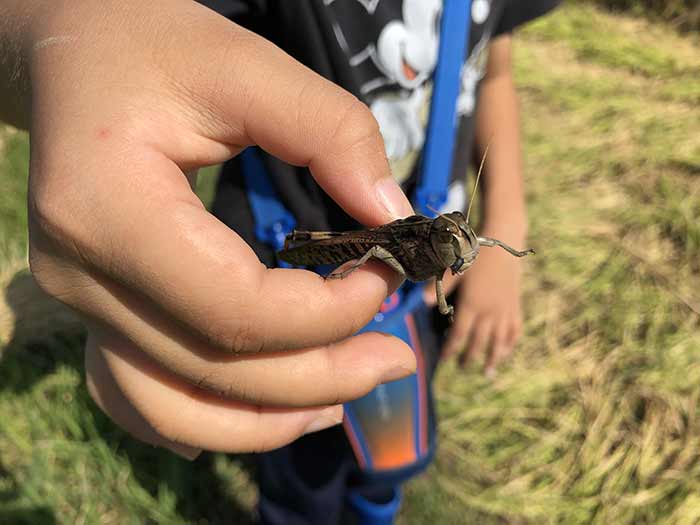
[
  {"left": 441, "top": 34, "right": 528, "bottom": 376},
  {"left": 474, "top": 34, "right": 527, "bottom": 245},
  {"left": 1, "top": 0, "right": 416, "bottom": 457}
]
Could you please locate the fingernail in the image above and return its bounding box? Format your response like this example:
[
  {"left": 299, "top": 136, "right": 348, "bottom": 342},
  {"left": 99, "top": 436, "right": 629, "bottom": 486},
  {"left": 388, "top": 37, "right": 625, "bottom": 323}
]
[
  {"left": 166, "top": 444, "right": 202, "bottom": 461},
  {"left": 380, "top": 364, "right": 416, "bottom": 384},
  {"left": 375, "top": 178, "right": 414, "bottom": 219},
  {"left": 303, "top": 406, "right": 344, "bottom": 435}
]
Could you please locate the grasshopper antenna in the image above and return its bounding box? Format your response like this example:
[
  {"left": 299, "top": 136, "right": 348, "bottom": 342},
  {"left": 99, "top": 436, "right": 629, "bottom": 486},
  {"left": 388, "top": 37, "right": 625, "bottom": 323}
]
[
  {"left": 426, "top": 203, "right": 441, "bottom": 216},
  {"left": 466, "top": 140, "right": 491, "bottom": 223}
]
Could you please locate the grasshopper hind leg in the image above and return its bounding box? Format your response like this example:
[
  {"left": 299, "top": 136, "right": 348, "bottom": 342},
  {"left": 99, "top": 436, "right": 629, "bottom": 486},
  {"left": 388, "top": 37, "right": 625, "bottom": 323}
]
[{"left": 326, "top": 246, "right": 406, "bottom": 280}]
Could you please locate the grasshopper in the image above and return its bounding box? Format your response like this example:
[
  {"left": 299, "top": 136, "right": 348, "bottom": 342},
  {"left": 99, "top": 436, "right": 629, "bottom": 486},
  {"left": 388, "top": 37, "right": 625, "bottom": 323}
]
[
  {"left": 277, "top": 145, "right": 535, "bottom": 322},
  {"left": 278, "top": 212, "right": 533, "bottom": 322}
]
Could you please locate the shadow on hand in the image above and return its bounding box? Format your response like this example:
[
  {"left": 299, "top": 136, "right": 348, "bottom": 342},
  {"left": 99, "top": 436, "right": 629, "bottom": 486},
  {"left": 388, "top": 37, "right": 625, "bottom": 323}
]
[{"left": 0, "top": 269, "right": 258, "bottom": 524}]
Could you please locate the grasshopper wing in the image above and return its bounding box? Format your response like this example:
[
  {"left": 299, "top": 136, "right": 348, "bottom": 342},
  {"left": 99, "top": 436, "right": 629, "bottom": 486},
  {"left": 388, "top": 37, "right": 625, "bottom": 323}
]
[{"left": 278, "top": 229, "right": 395, "bottom": 267}]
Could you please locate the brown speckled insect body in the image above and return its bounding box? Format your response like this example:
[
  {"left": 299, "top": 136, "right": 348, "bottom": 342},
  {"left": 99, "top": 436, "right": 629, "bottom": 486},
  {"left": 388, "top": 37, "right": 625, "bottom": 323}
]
[{"left": 278, "top": 211, "right": 534, "bottom": 322}]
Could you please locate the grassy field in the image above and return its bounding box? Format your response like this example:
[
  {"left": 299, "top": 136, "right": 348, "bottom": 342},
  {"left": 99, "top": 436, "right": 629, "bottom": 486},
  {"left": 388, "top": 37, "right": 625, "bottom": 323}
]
[
  {"left": 1, "top": 3, "right": 699, "bottom": 524},
  {"left": 591, "top": 0, "right": 700, "bottom": 31}
]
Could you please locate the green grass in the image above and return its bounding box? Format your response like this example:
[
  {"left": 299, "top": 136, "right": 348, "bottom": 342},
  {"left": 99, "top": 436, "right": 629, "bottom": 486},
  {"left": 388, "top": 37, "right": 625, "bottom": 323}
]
[
  {"left": 0, "top": 129, "right": 29, "bottom": 260},
  {"left": 2, "top": 3, "right": 700, "bottom": 524}
]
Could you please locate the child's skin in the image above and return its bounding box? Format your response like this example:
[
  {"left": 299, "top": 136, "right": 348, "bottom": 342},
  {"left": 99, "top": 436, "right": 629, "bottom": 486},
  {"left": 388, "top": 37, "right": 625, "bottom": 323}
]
[
  {"left": 1, "top": 0, "right": 527, "bottom": 458},
  {"left": 429, "top": 34, "right": 528, "bottom": 377}
]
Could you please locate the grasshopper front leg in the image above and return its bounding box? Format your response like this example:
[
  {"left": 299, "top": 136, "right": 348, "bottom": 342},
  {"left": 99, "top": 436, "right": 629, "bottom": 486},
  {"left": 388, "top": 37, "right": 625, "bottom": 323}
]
[
  {"left": 435, "top": 276, "right": 454, "bottom": 323},
  {"left": 327, "top": 246, "right": 407, "bottom": 280}
]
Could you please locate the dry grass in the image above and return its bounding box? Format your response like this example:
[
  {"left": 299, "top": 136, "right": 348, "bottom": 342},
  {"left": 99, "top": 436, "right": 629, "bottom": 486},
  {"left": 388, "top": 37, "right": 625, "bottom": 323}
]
[{"left": 402, "top": 5, "right": 700, "bottom": 524}]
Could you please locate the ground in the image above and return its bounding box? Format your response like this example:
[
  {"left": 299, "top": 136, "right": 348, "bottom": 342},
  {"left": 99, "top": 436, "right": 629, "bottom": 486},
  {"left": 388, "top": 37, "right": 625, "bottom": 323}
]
[{"left": 1, "top": 3, "right": 699, "bottom": 524}]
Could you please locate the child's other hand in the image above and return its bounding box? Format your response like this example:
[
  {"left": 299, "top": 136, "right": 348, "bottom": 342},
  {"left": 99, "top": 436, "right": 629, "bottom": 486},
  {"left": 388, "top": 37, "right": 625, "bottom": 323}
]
[
  {"left": 443, "top": 245, "right": 523, "bottom": 377},
  {"left": 21, "top": 0, "right": 416, "bottom": 459},
  {"left": 426, "top": 229, "right": 525, "bottom": 377}
]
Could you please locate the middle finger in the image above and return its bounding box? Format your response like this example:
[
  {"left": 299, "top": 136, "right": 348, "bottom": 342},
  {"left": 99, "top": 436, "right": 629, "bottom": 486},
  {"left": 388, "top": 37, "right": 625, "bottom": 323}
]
[{"left": 62, "top": 261, "right": 416, "bottom": 406}]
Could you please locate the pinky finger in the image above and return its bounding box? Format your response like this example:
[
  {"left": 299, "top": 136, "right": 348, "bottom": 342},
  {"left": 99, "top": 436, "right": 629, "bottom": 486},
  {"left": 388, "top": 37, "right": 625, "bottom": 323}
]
[
  {"left": 93, "top": 325, "right": 344, "bottom": 453},
  {"left": 85, "top": 333, "right": 202, "bottom": 460}
]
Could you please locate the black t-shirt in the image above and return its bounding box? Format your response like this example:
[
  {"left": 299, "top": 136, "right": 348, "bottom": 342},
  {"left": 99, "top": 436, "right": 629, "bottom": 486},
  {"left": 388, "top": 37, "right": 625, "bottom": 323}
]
[{"left": 202, "top": 0, "right": 560, "bottom": 265}]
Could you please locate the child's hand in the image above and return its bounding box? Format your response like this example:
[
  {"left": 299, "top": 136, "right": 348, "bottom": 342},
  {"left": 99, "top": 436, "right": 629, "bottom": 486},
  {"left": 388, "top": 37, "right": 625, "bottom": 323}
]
[
  {"left": 16, "top": 0, "right": 416, "bottom": 458},
  {"left": 442, "top": 231, "right": 525, "bottom": 377},
  {"left": 424, "top": 227, "right": 525, "bottom": 377}
]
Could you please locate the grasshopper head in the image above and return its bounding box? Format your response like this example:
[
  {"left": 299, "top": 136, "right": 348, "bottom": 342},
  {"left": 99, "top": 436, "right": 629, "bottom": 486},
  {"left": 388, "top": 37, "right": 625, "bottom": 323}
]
[{"left": 430, "top": 211, "right": 480, "bottom": 275}]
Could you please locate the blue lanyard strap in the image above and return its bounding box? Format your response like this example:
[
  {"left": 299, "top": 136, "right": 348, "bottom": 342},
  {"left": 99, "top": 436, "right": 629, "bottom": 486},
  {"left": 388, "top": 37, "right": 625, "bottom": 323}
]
[
  {"left": 240, "top": 148, "right": 296, "bottom": 267},
  {"left": 415, "top": 0, "right": 472, "bottom": 216}
]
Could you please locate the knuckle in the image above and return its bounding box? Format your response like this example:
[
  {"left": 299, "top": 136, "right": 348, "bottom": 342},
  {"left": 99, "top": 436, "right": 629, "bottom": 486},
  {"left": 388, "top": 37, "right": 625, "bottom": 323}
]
[
  {"left": 28, "top": 248, "right": 55, "bottom": 295},
  {"left": 29, "top": 176, "right": 98, "bottom": 270},
  {"left": 30, "top": 184, "right": 74, "bottom": 242},
  {"left": 205, "top": 316, "right": 265, "bottom": 355},
  {"left": 27, "top": 247, "right": 74, "bottom": 304},
  {"left": 27, "top": 241, "right": 99, "bottom": 312},
  {"left": 227, "top": 376, "right": 260, "bottom": 405},
  {"left": 191, "top": 280, "right": 269, "bottom": 356},
  {"left": 193, "top": 365, "right": 261, "bottom": 405},
  {"left": 327, "top": 96, "right": 382, "bottom": 156},
  {"left": 226, "top": 317, "right": 264, "bottom": 355}
]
